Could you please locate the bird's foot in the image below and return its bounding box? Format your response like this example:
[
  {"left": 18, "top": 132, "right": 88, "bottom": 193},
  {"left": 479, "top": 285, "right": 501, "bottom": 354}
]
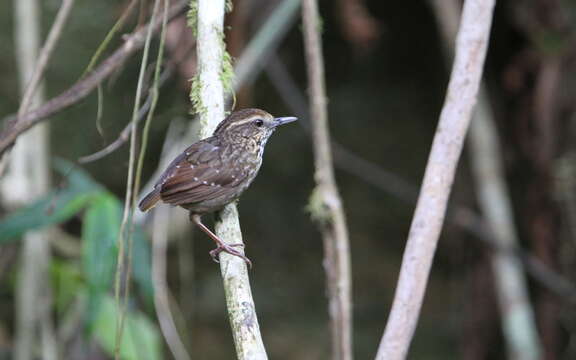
[{"left": 209, "top": 243, "right": 252, "bottom": 268}]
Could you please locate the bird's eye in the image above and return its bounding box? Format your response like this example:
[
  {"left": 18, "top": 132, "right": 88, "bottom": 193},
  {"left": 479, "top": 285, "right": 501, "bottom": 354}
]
[{"left": 254, "top": 119, "right": 264, "bottom": 127}]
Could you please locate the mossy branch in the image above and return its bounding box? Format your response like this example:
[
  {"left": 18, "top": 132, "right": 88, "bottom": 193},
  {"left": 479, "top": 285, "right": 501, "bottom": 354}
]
[{"left": 190, "top": 1, "right": 268, "bottom": 359}]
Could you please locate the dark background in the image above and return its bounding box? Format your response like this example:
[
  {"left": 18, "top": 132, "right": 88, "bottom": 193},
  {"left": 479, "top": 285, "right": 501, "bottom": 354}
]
[{"left": 1, "top": 0, "right": 575, "bottom": 359}]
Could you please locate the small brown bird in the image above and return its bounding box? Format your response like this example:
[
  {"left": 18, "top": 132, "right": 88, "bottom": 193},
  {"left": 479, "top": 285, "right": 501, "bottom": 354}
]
[{"left": 139, "top": 108, "right": 297, "bottom": 266}]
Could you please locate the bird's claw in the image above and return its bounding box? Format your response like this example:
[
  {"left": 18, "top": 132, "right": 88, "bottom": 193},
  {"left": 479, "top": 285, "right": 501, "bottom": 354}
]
[{"left": 209, "top": 243, "right": 252, "bottom": 268}]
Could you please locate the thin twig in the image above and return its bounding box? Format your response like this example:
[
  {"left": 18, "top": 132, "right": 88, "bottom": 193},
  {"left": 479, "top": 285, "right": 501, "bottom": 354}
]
[
  {"left": 141, "top": 5, "right": 191, "bottom": 358},
  {"left": 194, "top": 0, "right": 268, "bottom": 359},
  {"left": 78, "top": 62, "right": 174, "bottom": 164},
  {"left": 114, "top": 0, "right": 162, "bottom": 357},
  {"left": 79, "top": 91, "right": 153, "bottom": 163},
  {"left": 81, "top": 0, "right": 139, "bottom": 77},
  {"left": 0, "top": 0, "right": 189, "bottom": 156},
  {"left": 81, "top": 0, "right": 296, "bottom": 164},
  {"left": 375, "top": 1, "right": 496, "bottom": 358},
  {"left": 18, "top": 0, "right": 76, "bottom": 117},
  {"left": 301, "top": 1, "right": 353, "bottom": 359}
]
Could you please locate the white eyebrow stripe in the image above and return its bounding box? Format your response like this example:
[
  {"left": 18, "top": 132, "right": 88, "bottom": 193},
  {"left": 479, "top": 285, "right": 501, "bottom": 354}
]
[{"left": 228, "top": 116, "right": 263, "bottom": 127}]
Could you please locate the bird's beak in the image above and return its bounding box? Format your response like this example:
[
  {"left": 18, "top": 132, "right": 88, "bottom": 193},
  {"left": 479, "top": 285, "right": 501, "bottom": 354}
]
[{"left": 274, "top": 116, "right": 298, "bottom": 126}]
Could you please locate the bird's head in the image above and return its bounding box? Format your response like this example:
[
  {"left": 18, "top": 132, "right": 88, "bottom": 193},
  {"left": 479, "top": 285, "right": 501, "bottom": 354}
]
[{"left": 214, "top": 108, "right": 297, "bottom": 145}]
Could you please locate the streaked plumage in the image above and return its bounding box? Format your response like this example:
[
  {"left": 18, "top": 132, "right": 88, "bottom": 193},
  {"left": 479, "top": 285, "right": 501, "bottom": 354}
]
[{"left": 139, "top": 108, "right": 297, "bottom": 266}]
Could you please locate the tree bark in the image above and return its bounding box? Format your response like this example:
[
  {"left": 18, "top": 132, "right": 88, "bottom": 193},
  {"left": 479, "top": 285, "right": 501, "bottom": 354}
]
[
  {"left": 376, "top": 0, "right": 496, "bottom": 358},
  {"left": 428, "top": 0, "right": 543, "bottom": 358}
]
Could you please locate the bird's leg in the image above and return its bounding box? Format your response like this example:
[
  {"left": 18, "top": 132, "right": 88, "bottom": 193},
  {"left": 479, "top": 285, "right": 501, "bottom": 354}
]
[{"left": 190, "top": 213, "right": 252, "bottom": 268}]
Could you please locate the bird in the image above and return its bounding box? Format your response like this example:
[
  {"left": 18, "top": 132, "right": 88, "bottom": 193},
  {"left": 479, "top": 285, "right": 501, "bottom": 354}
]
[{"left": 139, "top": 108, "right": 297, "bottom": 267}]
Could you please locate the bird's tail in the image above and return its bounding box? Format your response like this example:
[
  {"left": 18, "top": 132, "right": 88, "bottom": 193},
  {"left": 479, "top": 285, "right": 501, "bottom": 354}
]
[{"left": 138, "top": 188, "right": 161, "bottom": 211}]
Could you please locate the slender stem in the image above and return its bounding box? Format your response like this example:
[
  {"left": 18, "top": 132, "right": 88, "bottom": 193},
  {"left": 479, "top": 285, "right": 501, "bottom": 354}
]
[
  {"left": 134, "top": 0, "right": 170, "bottom": 205},
  {"left": 0, "top": 0, "right": 189, "bottom": 156},
  {"left": 194, "top": 0, "right": 268, "bottom": 358},
  {"left": 18, "top": 0, "right": 75, "bottom": 118},
  {"left": 301, "top": 1, "right": 353, "bottom": 359},
  {"left": 134, "top": 3, "right": 174, "bottom": 356},
  {"left": 375, "top": 0, "right": 496, "bottom": 358},
  {"left": 82, "top": 0, "right": 298, "bottom": 164},
  {"left": 114, "top": 0, "right": 162, "bottom": 357},
  {"left": 81, "top": 0, "right": 139, "bottom": 77}
]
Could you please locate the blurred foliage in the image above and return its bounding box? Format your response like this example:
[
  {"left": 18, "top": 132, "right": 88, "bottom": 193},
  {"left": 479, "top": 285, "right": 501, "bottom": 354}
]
[
  {"left": 93, "top": 295, "right": 161, "bottom": 360},
  {"left": 82, "top": 193, "right": 121, "bottom": 327},
  {"left": 0, "top": 161, "right": 155, "bottom": 359},
  {"left": 0, "top": 161, "right": 101, "bottom": 242}
]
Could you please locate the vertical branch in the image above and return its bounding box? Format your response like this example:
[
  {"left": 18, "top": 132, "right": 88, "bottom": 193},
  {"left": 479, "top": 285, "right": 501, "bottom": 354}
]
[
  {"left": 429, "top": 0, "right": 543, "bottom": 358},
  {"left": 301, "top": 1, "right": 353, "bottom": 360},
  {"left": 195, "top": 0, "right": 225, "bottom": 138},
  {"left": 6, "top": 0, "right": 57, "bottom": 359},
  {"left": 375, "top": 0, "right": 496, "bottom": 359},
  {"left": 194, "top": 1, "right": 268, "bottom": 359}
]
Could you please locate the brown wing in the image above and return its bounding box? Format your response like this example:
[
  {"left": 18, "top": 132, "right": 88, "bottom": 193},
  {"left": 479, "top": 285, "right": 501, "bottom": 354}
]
[{"left": 156, "top": 139, "right": 250, "bottom": 207}]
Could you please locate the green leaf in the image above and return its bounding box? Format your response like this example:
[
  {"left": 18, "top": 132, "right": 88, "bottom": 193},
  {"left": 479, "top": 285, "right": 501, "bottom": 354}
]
[
  {"left": 0, "top": 193, "right": 96, "bottom": 242},
  {"left": 93, "top": 295, "right": 161, "bottom": 360},
  {"left": 0, "top": 161, "right": 103, "bottom": 243},
  {"left": 82, "top": 194, "right": 121, "bottom": 326},
  {"left": 82, "top": 194, "right": 121, "bottom": 290}
]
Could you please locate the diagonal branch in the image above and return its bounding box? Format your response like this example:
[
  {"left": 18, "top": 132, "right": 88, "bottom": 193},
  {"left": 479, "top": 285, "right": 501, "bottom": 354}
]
[
  {"left": 18, "top": 0, "right": 76, "bottom": 117},
  {"left": 0, "top": 0, "right": 189, "bottom": 156},
  {"left": 375, "top": 0, "right": 496, "bottom": 358},
  {"left": 429, "top": 0, "right": 543, "bottom": 358},
  {"left": 78, "top": 62, "right": 175, "bottom": 164}
]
